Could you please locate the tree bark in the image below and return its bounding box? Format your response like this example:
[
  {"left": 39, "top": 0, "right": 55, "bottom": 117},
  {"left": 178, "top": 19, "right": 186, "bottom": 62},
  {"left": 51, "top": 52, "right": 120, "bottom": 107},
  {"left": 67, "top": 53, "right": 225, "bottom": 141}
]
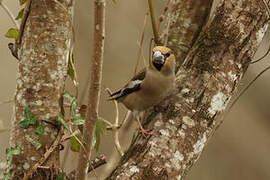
[
  {"left": 75, "top": 0, "right": 105, "bottom": 179},
  {"left": 9, "top": 0, "right": 73, "bottom": 179},
  {"left": 107, "top": 0, "right": 269, "bottom": 179}
]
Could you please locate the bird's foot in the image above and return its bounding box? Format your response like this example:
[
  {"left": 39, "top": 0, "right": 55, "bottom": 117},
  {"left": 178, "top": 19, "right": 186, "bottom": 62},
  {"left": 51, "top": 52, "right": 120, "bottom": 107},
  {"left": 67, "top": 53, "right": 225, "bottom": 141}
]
[{"left": 139, "top": 126, "right": 152, "bottom": 137}]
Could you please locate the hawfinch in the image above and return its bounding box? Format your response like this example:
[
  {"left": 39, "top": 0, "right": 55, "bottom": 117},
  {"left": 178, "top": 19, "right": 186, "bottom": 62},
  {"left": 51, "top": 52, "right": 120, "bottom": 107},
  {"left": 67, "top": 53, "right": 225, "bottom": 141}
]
[{"left": 110, "top": 46, "right": 176, "bottom": 134}]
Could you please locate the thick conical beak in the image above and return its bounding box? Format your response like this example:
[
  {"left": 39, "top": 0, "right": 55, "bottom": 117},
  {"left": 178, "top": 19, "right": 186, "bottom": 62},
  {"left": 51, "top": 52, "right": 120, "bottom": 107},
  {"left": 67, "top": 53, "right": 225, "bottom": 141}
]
[
  {"left": 152, "top": 51, "right": 165, "bottom": 71},
  {"left": 152, "top": 51, "right": 165, "bottom": 65}
]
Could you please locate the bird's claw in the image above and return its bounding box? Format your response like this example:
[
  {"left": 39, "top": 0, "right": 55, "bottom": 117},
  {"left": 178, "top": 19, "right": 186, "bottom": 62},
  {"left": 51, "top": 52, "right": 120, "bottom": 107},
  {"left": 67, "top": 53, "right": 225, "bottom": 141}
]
[{"left": 139, "top": 127, "right": 152, "bottom": 137}]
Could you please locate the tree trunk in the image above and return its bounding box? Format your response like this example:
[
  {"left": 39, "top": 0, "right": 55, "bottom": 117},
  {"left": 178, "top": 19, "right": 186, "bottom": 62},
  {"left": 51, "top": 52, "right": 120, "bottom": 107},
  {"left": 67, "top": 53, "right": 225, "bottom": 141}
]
[
  {"left": 107, "top": 0, "right": 269, "bottom": 179},
  {"left": 9, "top": 0, "right": 73, "bottom": 179}
]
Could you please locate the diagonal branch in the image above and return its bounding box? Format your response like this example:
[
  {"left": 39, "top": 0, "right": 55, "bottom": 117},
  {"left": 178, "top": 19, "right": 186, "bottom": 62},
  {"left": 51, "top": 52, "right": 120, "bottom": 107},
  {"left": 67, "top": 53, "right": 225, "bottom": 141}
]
[
  {"left": 106, "top": 0, "right": 269, "bottom": 179},
  {"left": 0, "top": 1, "right": 19, "bottom": 29}
]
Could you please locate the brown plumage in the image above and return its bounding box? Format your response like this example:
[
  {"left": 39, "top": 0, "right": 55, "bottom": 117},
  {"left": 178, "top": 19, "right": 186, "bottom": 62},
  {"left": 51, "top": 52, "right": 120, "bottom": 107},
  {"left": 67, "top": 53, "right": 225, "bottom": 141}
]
[{"left": 110, "top": 46, "right": 176, "bottom": 111}]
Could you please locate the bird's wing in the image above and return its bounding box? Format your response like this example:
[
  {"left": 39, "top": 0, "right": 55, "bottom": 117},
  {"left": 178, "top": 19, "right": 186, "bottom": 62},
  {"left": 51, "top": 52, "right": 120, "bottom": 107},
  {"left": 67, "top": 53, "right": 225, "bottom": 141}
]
[{"left": 109, "top": 68, "right": 146, "bottom": 100}]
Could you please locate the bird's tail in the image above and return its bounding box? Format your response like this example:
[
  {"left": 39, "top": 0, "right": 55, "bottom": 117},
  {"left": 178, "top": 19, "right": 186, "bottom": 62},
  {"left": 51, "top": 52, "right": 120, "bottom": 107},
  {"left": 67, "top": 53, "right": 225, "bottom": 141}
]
[{"left": 108, "top": 89, "right": 122, "bottom": 101}]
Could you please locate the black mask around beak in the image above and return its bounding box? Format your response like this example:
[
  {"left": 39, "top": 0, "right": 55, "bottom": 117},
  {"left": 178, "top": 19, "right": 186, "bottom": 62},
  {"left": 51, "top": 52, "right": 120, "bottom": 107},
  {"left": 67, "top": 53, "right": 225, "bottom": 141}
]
[{"left": 152, "top": 51, "right": 165, "bottom": 71}]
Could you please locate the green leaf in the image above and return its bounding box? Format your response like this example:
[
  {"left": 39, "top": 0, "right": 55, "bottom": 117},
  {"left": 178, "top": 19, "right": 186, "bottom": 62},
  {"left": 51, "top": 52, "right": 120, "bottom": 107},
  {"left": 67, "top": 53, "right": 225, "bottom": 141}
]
[
  {"left": 93, "top": 118, "right": 106, "bottom": 152},
  {"left": 67, "top": 51, "right": 79, "bottom": 87},
  {"left": 6, "top": 145, "right": 21, "bottom": 166},
  {"left": 71, "top": 100, "right": 77, "bottom": 116},
  {"left": 33, "top": 140, "right": 42, "bottom": 150},
  {"left": 19, "top": 105, "right": 37, "bottom": 129},
  {"left": 35, "top": 122, "right": 46, "bottom": 136},
  {"left": 5, "top": 28, "right": 19, "bottom": 39},
  {"left": 73, "top": 114, "right": 84, "bottom": 125},
  {"left": 62, "top": 92, "right": 75, "bottom": 102},
  {"left": 19, "top": 0, "right": 27, "bottom": 5},
  {"left": 62, "top": 92, "right": 77, "bottom": 116},
  {"left": 15, "top": 8, "right": 24, "bottom": 20},
  {"left": 112, "top": 0, "right": 116, "bottom": 4},
  {"left": 70, "top": 135, "right": 81, "bottom": 152},
  {"left": 68, "top": 59, "right": 75, "bottom": 81},
  {"left": 56, "top": 173, "right": 64, "bottom": 180},
  {"left": 57, "top": 114, "right": 69, "bottom": 130}
]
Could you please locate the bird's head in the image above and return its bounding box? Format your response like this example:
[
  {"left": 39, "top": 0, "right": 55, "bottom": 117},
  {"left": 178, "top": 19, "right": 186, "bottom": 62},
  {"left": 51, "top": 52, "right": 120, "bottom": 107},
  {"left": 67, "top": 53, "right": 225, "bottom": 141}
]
[{"left": 149, "top": 46, "right": 176, "bottom": 75}]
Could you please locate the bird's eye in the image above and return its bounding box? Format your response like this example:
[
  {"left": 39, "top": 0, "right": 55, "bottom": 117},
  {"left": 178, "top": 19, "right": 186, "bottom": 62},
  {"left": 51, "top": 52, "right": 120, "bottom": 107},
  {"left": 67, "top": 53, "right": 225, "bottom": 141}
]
[{"left": 165, "top": 52, "right": 171, "bottom": 58}]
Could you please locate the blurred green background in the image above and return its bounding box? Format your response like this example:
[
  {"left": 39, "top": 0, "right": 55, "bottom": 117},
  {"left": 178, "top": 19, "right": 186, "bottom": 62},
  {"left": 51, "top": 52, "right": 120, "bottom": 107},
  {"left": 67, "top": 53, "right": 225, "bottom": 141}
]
[{"left": 0, "top": 0, "right": 270, "bottom": 179}]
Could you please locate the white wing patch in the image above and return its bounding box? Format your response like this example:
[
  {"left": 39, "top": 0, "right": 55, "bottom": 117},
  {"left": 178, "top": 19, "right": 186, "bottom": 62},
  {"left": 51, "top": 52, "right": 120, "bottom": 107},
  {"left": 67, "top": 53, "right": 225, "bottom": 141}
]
[{"left": 126, "top": 80, "right": 142, "bottom": 89}]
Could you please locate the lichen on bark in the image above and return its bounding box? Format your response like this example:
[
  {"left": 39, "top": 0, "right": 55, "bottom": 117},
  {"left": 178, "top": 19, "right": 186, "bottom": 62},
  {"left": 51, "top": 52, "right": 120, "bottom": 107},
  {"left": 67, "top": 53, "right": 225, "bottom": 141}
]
[
  {"left": 9, "top": 0, "right": 73, "bottom": 179},
  {"left": 107, "top": 0, "right": 269, "bottom": 179}
]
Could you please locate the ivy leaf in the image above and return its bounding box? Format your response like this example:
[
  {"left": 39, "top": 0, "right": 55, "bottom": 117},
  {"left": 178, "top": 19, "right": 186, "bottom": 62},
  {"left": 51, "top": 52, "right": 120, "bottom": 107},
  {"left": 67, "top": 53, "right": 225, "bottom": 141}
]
[
  {"left": 19, "top": 0, "right": 27, "bottom": 5},
  {"left": 93, "top": 118, "right": 106, "bottom": 152},
  {"left": 15, "top": 8, "right": 24, "bottom": 20},
  {"left": 35, "top": 122, "right": 46, "bottom": 136},
  {"left": 67, "top": 48, "right": 79, "bottom": 87},
  {"left": 71, "top": 100, "right": 77, "bottom": 116},
  {"left": 67, "top": 61, "right": 75, "bottom": 81},
  {"left": 57, "top": 114, "right": 69, "bottom": 130},
  {"left": 19, "top": 105, "right": 37, "bottom": 129},
  {"left": 56, "top": 173, "right": 64, "bottom": 180},
  {"left": 62, "top": 92, "right": 77, "bottom": 116},
  {"left": 70, "top": 135, "right": 81, "bottom": 152},
  {"left": 5, "top": 28, "right": 19, "bottom": 40},
  {"left": 73, "top": 114, "right": 84, "bottom": 126},
  {"left": 68, "top": 58, "right": 76, "bottom": 85},
  {"left": 62, "top": 92, "right": 75, "bottom": 102},
  {"left": 6, "top": 145, "right": 21, "bottom": 166},
  {"left": 34, "top": 140, "right": 41, "bottom": 150}
]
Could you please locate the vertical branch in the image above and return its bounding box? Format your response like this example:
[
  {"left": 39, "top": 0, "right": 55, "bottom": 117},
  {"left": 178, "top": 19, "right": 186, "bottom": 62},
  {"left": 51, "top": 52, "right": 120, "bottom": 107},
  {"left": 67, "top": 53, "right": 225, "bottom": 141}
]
[
  {"left": 75, "top": 0, "right": 105, "bottom": 179},
  {"left": 148, "top": 0, "right": 161, "bottom": 45},
  {"left": 134, "top": 12, "right": 148, "bottom": 74},
  {"left": 9, "top": 0, "right": 73, "bottom": 178}
]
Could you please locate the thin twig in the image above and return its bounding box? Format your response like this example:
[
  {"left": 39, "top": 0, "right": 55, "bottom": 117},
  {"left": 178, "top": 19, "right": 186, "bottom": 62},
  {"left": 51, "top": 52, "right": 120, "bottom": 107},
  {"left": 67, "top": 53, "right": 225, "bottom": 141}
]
[
  {"left": 68, "top": 126, "right": 87, "bottom": 153},
  {"left": 148, "top": 0, "right": 162, "bottom": 45},
  {"left": 106, "top": 88, "right": 124, "bottom": 156},
  {"left": 250, "top": 0, "right": 270, "bottom": 64},
  {"left": 0, "top": 99, "right": 13, "bottom": 105},
  {"left": 88, "top": 154, "right": 106, "bottom": 172},
  {"left": 22, "top": 127, "right": 63, "bottom": 180},
  {"left": 75, "top": 0, "right": 105, "bottom": 179},
  {"left": 148, "top": 38, "right": 154, "bottom": 63},
  {"left": 262, "top": 0, "right": 270, "bottom": 17},
  {"left": 101, "top": 117, "right": 113, "bottom": 127},
  {"left": 136, "top": 41, "right": 147, "bottom": 67},
  {"left": 251, "top": 45, "right": 270, "bottom": 64},
  {"left": 17, "top": 0, "right": 32, "bottom": 45},
  {"left": 0, "top": 127, "right": 9, "bottom": 133},
  {"left": 228, "top": 65, "right": 270, "bottom": 112},
  {"left": 60, "top": 142, "right": 70, "bottom": 169},
  {"left": 53, "top": 0, "right": 68, "bottom": 11},
  {"left": 134, "top": 12, "right": 149, "bottom": 74},
  {"left": 60, "top": 129, "right": 80, "bottom": 143},
  {"left": 0, "top": 1, "right": 19, "bottom": 29},
  {"left": 164, "top": 16, "right": 171, "bottom": 46},
  {"left": 68, "top": 154, "right": 107, "bottom": 178},
  {"left": 68, "top": 45, "right": 79, "bottom": 98}
]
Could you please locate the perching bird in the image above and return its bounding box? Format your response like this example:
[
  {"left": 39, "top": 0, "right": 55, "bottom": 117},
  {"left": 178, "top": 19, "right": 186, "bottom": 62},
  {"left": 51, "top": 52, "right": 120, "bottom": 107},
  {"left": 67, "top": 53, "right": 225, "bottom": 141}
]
[{"left": 110, "top": 46, "right": 176, "bottom": 135}]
